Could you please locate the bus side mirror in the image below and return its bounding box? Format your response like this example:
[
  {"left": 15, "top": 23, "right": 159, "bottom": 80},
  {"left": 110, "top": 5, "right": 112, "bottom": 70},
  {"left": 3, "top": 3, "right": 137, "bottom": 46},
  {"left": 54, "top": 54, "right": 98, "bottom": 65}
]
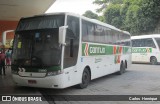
[{"left": 59, "top": 26, "right": 68, "bottom": 45}]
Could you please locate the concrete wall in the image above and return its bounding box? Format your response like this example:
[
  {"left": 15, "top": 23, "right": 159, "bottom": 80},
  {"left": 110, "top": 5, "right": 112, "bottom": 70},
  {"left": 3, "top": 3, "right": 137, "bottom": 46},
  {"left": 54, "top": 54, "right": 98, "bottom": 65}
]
[{"left": 0, "top": 20, "right": 18, "bottom": 41}]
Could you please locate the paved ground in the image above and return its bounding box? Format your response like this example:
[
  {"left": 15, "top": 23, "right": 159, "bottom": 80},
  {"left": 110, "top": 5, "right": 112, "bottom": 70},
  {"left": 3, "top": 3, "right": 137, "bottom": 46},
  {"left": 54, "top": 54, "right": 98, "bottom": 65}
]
[
  {"left": 39, "top": 64, "right": 160, "bottom": 104},
  {"left": 0, "top": 64, "right": 160, "bottom": 104},
  {"left": 0, "top": 67, "right": 48, "bottom": 104}
]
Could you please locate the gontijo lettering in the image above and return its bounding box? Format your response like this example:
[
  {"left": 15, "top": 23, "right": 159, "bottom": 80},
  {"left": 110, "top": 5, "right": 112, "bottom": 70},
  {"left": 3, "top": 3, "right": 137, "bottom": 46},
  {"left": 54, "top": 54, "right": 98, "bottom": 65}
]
[{"left": 90, "top": 47, "right": 105, "bottom": 54}]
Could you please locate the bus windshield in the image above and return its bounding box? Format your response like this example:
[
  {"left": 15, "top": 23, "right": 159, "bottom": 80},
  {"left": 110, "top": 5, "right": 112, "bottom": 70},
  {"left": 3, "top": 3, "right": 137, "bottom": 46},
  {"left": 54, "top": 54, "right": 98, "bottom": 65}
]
[
  {"left": 16, "top": 14, "right": 64, "bottom": 31},
  {"left": 12, "top": 28, "right": 61, "bottom": 67},
  {"left": 155, "top": 38, "right": 160, "bottom": 49}
]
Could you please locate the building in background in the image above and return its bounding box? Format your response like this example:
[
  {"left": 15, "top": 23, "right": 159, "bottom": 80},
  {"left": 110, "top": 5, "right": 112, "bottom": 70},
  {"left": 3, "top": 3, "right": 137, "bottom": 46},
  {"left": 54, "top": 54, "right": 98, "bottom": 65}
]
[
  {"left": 0, "top": 21, "right": 18, "bottom": 49},
  {"left": 0, "top": 0, "right": 56, "bottom": 49}
]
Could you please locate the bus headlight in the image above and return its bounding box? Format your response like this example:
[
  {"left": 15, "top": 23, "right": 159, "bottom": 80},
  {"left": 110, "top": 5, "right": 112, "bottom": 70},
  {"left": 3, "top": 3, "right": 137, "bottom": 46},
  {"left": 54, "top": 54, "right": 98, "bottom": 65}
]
[{"left": 47, "top": 70, "right": 63, "bottom": 76}]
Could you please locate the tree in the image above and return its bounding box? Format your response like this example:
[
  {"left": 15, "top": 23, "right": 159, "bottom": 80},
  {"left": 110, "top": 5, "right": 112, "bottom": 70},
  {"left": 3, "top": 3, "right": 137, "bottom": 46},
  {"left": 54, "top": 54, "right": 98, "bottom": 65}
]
[
  {"left": 98, "top": 16, "right": 105, "bottom": 22},
  {"left": 93, "top": 0, "right": 123, "bottom": 13},
  {"left": 103, "top": 4, "right": 122, "bottom": 28},
  {"left": 83, "top": 10, "right": 99, "bottom": 19},
  {"left": 84, "top": 0, "right": 160, "bottom": 35},
  {"left": 139, "top": 0, "right": 160, "bottom": 34},
  {"left": 101, "top": 0, "right": 160, "bottom": 35},
  {"left": 124, "top": 0, "right": 160, "bottom": 35},
  {"left": 125, "top": 5, "right": 141, "bottom": 34}
]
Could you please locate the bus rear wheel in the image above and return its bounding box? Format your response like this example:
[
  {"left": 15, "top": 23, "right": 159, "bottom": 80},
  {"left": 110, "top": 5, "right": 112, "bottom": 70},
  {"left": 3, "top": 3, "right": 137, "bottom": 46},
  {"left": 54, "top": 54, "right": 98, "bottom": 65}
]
[
  {"left": 77, "top": 68, "right": 90, "bottom": 89},
  {"left": 117, "top": 62, "right": 125, "bottom": 75},
  {"left": 150, "top": 56, "right": 157, "bottom": 65}
]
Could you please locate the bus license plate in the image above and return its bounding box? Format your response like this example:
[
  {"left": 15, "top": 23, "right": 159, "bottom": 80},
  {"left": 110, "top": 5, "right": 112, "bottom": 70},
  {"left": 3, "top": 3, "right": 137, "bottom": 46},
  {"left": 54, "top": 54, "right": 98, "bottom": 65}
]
[{"left": 28, "top": 80, "right": 37, "bottom": 84}]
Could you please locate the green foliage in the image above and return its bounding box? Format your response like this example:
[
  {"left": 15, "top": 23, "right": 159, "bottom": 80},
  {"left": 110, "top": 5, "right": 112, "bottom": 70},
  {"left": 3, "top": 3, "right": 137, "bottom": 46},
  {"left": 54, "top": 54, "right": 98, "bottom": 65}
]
[
  {"left": 125, "top": 5, "right": 141, "bottom": 34},
  {"left": 83, "top": 10, "right": 98, "bottom": 19},
  {"left": 93, "top": 0, "right": 160, "bottom": 35},
  {"left": 93, "top": 0, "right": 123, "bottom": 5},
  {"left": 98, "top": 16, "right": 105, "bottom": 22},
  {"left": 124, "top": 0, "right": 160, "bottom": 35},
  {"left": 83, "top": 10, "right": 106, "bottom": 22},
  {"left": 93, "top": 0, "right": 123, "bottom": 13},
  {"left": 104, "top": 4, "right": 122, "bottom": 28},
  {"left": 120, "top": 2, "right": 129, "bottom": 30},
  {"left": 140, "top": 0, "right": 160, "bottom": 20}
]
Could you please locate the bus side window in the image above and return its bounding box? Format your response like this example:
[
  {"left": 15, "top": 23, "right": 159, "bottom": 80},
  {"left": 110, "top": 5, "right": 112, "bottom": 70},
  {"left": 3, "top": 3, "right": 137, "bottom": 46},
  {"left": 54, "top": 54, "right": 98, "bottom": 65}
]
[
  {"left": 82, "top": 20, "right": 95, "bottom": 42},
  {"left": 104, "top": 27, "right": 110, "bottom": 44},
  {"left": 105, "top": 29, "right": 111, "bottom": 44},
  {"left": 101, "top": 28, "right": 105, "bottom": 43},
  {"left": 140, "top": 39, "right": 145, "bottom": 47},
  {"left": 144, "top": 38, "right": 156, "bottom": 48},
  {"left": 131, "top": 40, "right": 135, "bottom": 47},
  {"left": 87, "top": 22, "right": 95, "bottom": 42},
  {"left": 112, "top": 30, "right": 117, "bottom": 45},
  {"left": 155, "top": 38, "right": 160, "bottom": 49},
  {"left": 82, "top": 20, "right": 88, "bottom": 41},
  {"left": 67, "top": 16, "right": 79, "bottom": 38},
  {"left": 132, "top": 39, "right": 140, "bottom": 47},
  {"left": 108, "top": 30, "right": 112, "bottom": 44},
  {"left": 94, "top": 24, "right": 105, "bottom": 43}
]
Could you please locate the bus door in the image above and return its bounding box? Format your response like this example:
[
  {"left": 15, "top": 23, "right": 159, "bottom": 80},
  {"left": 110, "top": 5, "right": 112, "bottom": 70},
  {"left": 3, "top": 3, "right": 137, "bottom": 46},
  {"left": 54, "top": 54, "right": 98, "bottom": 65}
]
[
  {"left": 132, "top": 39, "right": 141, "bottom": 62},
  {"left": 132, "top": 48, "right": 139, "bottom": 62},
  {"left": 141, "top": 38, "right": 156, "bottom": 62},
  {"left": 63, "top": 15, "right": 80, "bottom": 84}
]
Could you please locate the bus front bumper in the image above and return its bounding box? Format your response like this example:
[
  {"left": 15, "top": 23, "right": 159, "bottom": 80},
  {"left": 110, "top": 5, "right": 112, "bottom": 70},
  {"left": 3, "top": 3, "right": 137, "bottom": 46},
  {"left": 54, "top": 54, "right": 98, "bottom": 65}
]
[{"left": 12, "top": 74, "right": 65, "bottom": 89}]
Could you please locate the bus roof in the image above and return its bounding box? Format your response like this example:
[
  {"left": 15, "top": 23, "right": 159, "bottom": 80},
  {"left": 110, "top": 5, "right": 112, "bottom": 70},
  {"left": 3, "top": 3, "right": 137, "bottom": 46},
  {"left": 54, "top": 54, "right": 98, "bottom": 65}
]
[
  {"left": 20, "top": 12, "right": 130, "bottom": 35},
  {"left": 131, "top": 34, "right": 160, "bottom": 39}
]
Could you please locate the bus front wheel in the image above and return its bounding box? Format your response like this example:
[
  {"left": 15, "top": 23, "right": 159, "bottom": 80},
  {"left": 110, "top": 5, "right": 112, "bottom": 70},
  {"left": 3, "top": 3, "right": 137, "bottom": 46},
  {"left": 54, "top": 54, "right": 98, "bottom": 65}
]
[
  {"left": 150, "top": 56, "right": 157, "bottom": 65},
  {"left": 77, "top": 68, "right": 90, "bottom": 89}
]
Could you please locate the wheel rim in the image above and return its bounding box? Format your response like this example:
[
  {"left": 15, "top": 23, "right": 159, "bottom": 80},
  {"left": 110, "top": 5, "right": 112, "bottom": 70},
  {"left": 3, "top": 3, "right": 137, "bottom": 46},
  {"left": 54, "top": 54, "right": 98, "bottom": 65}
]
[
  {"left": 82, "top": 71, "right": 89, "bottom": 85},
  {"left": 123, "top": 64, "right": 126, "bottom": 73},
  {"left": 151, "top": 58, "right": 157, "bottom": 65},
  {"left": 120, "top": 64, "right": 124, "bottom": 74}
]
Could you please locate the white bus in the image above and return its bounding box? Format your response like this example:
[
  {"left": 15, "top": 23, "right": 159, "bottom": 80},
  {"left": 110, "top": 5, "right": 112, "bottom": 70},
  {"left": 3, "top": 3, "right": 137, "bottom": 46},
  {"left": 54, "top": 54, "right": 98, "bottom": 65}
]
[
  {"left": 11, "top": 12, "right": 131, "bottom": 89},
  {"left": 131, "top": 35, "right": 160, "bottom": 65}
]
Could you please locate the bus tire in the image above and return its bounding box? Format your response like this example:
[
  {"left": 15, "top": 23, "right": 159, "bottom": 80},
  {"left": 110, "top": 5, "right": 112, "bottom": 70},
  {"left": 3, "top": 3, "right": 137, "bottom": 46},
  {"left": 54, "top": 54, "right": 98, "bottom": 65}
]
[
  {"left": 124, "top": 61, "right": 127, "bottom": 73},
  {"left": 125, "top": 60, "right": 127, "bottom": 69},
  {"left": 77, "top": 68, "right": 90, "bottom": 89},
  {"left": 117, "top": 62, "right": 125, "bottom": 75},
  {"left": 150, "top": 56, "right": 157, "bottom": 65}
]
